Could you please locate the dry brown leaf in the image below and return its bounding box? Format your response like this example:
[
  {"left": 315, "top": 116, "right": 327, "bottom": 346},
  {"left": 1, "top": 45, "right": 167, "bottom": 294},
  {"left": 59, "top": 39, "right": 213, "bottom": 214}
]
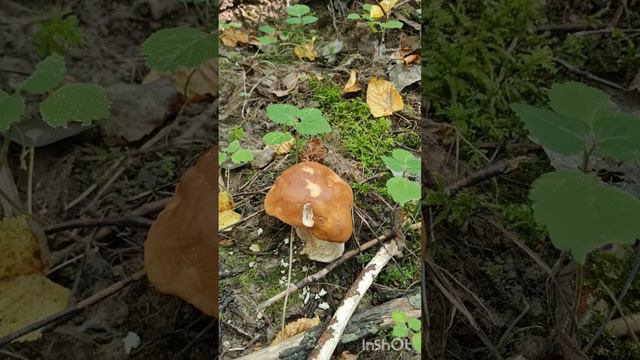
[
  {"left": 0, "top": 216, "right": 46, "bottom": 278},
  {"left": 366, "top": 76, "right": 404, "bottom": 117},
  {"left": 221, "top": 29, "right": 249, "bottom": 48},
  {"left": 403, "top": 53, "right": 421, "bottom": 65},
  {"left": 337, "top": 351, "right": 359, "bottom": 360},
  {"left": 219, "top": 239, "right": 234, "bottom": 246},
  {"left": 370, "top": 0, "right": 399, "bottom": 19},
  {"left": 219, "top": 191, "right": 234, "bottom": 212},
  {"left": 271, "top": 316, "right": 320, "bottom": 345},
  {"left": 173, "top": 59, "right": 218, "bottom": 99},
  {"left": 0, "top": 274, "right": 69, "bottom": 342},
  {"left": 341, "top": 70, "right": 361, "bottom": 95},
  {"left": 293, "top": 39, "right": 317, "bottom": 61},
  {"left": 300, "top": 138, "right": 327, "bottom": 163}
]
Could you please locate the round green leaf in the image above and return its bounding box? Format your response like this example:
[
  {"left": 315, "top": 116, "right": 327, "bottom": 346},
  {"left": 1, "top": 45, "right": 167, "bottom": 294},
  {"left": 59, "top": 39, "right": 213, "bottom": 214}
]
[
  {"left": 511, "top": 103, "right": 590, "bottom": 155},
  {"left": 593, "top": 113, "right": 640, "bottom": 161},
  {"left": 263, "top": 131, "right": 293, "bottom": 145},
  {"left": 412, "top": 333, "right": 422, "bottom": 353},
  {"left": 392, "top": 324, "right": 409, "bottom": 338},
  {"left": 347, "top": 13, "right": 361, "bottom": 20},
  {"left": 381, "top": 20, "right": 404, "bottom": 29},
  {"left": 19, "top": 53, "right": 66, "bottom": 94},
  {"left": 286, "top": 17, "right": 302, "bottom": 25},
  {"left": 40, "top": 84, "right": 109, "bottom": 127},
  {"left": 530, "top": 170, "right": 640, "bottom": 263},
  {"left": 224, "top": 140, "right": 240, "bottom": 154},
  {"left": 549, "top": 82, "right": 612, "bottom": 126},
  {"left": 382, "top": 156, "right": 405, "bottom": 176},
  {"left": 266, "top": 104, "right": 298, "bottom": 126},
  {"left": 362, "top": 4, "right": 373, "bottom": 11},
  {"left": 296, "top": 108, "right": 331, "bottom": 135},
  {"left": 141, "top": 27, "right": 216, "bottom": 72},
  {"left": 302, "top": 16, "right": 318, "bottom": 25},
  {"left": 386, "top": 177, "right": 421, "bottom": 206},
  {"left": 231, "top": 148, "right": 253, "bottom": 164},
  {"left": 256, "top": 36, "right": 275, "bottom": 45},
  {"left": 259, "top": 25, "right": 277, "bottom": 34},
  {"left": 407, "top": 318, "right": 421, "bottom": 331},
  {"left": 0, "top": 91, "right": 25, "bottom": 132},
  {"left": 392, "top": 310, "right": 407, "bottom": 324},
  {"left": 286, "top": 4, "right": 310, "bottom": 17}
]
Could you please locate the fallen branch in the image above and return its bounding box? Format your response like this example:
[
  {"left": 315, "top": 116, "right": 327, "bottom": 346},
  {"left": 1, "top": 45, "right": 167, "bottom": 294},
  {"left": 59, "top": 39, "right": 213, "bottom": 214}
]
[
  {"left": 237, "top": 292, "right": 420, "bottom": 360},
  {"left": 257, "top": 223, "right": 421, "bottom": 311},
  {"left": 0, "top": 269, "right": 146, "bottom": 346},
  {"left": 553, "top": 57, "right": 629, "bottom": 91},
  {"left": 44, "top": 215, "right": 153, "bottom": 234},
  {"left": 445, "top": 157, "right": 527, "bottom": 194},
  {"left": 308, "top": 239, "right": 402, "bottom": 360},
  {"left": 607, "top": 314, "right": 640, "bottom": 338}
]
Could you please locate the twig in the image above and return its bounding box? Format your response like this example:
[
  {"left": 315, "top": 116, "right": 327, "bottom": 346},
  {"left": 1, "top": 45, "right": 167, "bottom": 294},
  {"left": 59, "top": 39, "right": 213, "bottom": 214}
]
[
  {"left": 308, "top": 239, "right": 402, "bottom": 360},
  {"left": 281, "top": 227, "right": 295, "bottom": 333},
  {"left": 0, "top": 269, "right": 146, "bottom": 346},
  {"left": 606, "top": 313, "right": 640, "bottom": 338},
  {"left": 445, "top": 157, "right": 527, "bottom": 194},
  {"left": 44, "top": 215, "right": 153, "bottom": 234},
  {"left": 553, "top": 57, "right": 629, "bottom": 91},
  {"left": 26, "top": 146, "right": 34, "bottom": 214}
]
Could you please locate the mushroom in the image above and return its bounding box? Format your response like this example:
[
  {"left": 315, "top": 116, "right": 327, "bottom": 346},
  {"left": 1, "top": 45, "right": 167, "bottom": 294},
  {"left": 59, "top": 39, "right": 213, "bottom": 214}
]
[
  {"left": 144, "top": 146, "right": 217, "bottom": 317},
  {"left": 264, "top": 161, "right": 353, "bottom": 263}
]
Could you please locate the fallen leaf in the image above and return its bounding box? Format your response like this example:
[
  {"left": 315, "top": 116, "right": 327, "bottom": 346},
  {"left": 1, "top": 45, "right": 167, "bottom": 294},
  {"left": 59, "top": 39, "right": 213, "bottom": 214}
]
[
  {"left": 389, "top": 62, "right": 421, "bottom": 92},
  {"left": 341, "top": 70, "right": 361, "bottom": 95},
  {"left": 173, "top": 59, "right": 218, "bottom": 99},
  {"left": 221, "top": 29, "right": 249, "bottom": 48},
  {"left": 403, "top": 53, "right": 420, "bottom": 65},
  {"left": 271, "top": 316, "right": 320, "bottom": 345},
  {"left": 338, "top": 351, "right": 359, "bottom": 360},
  {"left": 219, "top": 209, "right": 241, "bottom": 230},
  {"left": 0, "top": 216, "right": 46, "bottom": 278},
  {"left": 300, "top": 138, "right": 327, "bottom": 163},
  {"left": 271, "top": 72, "right": 301, "bottom": 97},
  {"left": 293, "top": 39, "right": 317, "bottom": 61},
  {"left": 274, "top": 138, "right": 296, "bottom": 155},
  {"left": 219, "top": 239, "right": 234, "bottom": 246},
  {"left": 0, "top": 274, "right": 69, "bottom": 342},
  {"left": 219, "top": 191, "right": 234, "bottom": 212},
  {"left": 370, "top": 0, "right": 399, "bottom": 19},
  {"left": 366, "top": 76, "right": 404, "bottom": 117}
]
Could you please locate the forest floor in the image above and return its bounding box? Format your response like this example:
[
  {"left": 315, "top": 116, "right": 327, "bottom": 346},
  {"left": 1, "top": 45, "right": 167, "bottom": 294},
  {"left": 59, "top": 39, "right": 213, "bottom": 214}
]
[{"left": 425, "top": 1, "right": 640, "bottom": 359}]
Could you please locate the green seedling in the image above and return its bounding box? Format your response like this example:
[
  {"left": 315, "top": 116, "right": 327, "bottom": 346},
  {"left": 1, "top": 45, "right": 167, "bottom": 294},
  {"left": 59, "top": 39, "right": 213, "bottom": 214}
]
[
  {"left": 382, "top": 149, "right": 421, "bottom": 206},
  {"left": 35, "top": 14, "right": 85, "bottom": 58},
  {"left": 511, "top": 81, "right": 640, "bottom": 263},
  {"left": 391, "top": 310, "right": 422, "bottom": 353},
  {"left": 256, "top": 25, "right": 277, "bottom": 46},
  {"left": 220, "top": 21, "right": 242, "bottom": 31},
  {"left": 219, "top": 140, "right": 253, "bottom": 166},
  {"left": 347, "top": 4, "right": 403, "bottom": 33},
  {"left": 285, "top": 4, "right": 318, "bottom": 44},
  {"left": 229, "top": 126, "right": 245, "bottom": 142},
  {"left": 263, "top": 104, "right": 331, "bottom": 147}
]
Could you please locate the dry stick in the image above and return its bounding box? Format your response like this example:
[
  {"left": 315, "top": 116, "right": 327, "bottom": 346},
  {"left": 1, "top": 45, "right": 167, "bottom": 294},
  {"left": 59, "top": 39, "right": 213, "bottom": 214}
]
[
  {"left": 0, "top": 269, "right": 146, "bottom": 346},
  {"left": 44, "top": 215, "right": 153, "bottom": 235},
  {"left": 308, "top": 239, "right": 402, "bottom": 360},
  {"left": 607, "top": 314, "right": 640, "bottom": 338},
  {"left": 445, "top": 157, "right": 527, "bottom": 194},
  {"left": 258, "top": 229, "right": 396, "bottom": 310},
  {"left": 553, "top": 57, "right": 629, "bottom": 91},
  {"left": 281, "top": 227, "right": 295, "bottom": 334}
]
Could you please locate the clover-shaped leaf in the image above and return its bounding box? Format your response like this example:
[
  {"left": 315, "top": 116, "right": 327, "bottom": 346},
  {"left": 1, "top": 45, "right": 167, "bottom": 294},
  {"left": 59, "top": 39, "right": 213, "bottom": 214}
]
[
  {"left": 407, "top": 318, "right": 421, "bottom": 332},
  {"left": 259, "top": 25, "right": 276, "bottom": 34},
  {"left": 231, "top": 149, "right": 253, "bottom": 164},
  {"left": 287, "top": 4, "right": 311, "bottom": 17},
  {"left": 530, "top": 170, "right": 640, "bottom": 263},
  {"left": 224, "top": 140, "right": 240, "bottom": 154},
  {"left": 548, "top": 81, "right": 611, "bottom": 126},
  {"left": 392, "top": 323, "right": 409, "bottom": 338},
  {"left": 392, "top": 310, "right": 407, "bottom": 324},
  {"left": 383, "top": 149, "right": 420, "bottom": 176}
]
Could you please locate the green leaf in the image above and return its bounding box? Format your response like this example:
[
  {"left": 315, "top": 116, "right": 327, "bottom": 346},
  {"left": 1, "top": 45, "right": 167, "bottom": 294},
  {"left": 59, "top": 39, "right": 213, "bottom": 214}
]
[
  {"left": 286, "top": 4, "right": 310, "bottom": 17},
  {"left": 266, "top": 104, "right": 298, "bottom": 126},
  {"left": 391, "top": 310, "right": 407, "bottom": 324},
  {"left": 0, "top": 91, "right": 25, "bottom": 132},
  {"left": 392, "top": 324, "right": 409, "bottom": 338},
  {"left": 593, "top": 113, "right": 640, "bottom": 161},
  {"left": 362, "top": 4, "right": 373, "bottom": 11},
  {"left": 259, "top": 25, "right": 276, "bottom": 34},
  {"left": 386, "top": 177, "right": 421, "bottom": 206},
  {"left": 256, "top": 36, "right": 275, "bottom": 45},
  {"left": 548, "top": 82, "right": 611, "bottom": 126},
  {"left": 302, "top": 16, "right": 318, "bottom": 25},
  {"left": 231, "top": 148, "right": 253, "bottom": 164},
  {"left": 40, "top": 84, "right": 109, "bottom": 127},
  {"left": 382, "top": 156, "right": 405, "bottom": 176},
  {"left": 530, "top": 170, "right": 640, "bottom": 263},
  {"left": 407, "top": 318, "right": 421, "bottom": 331},
  {"left": 219, "top": 152, "right": 226, "bottom": 165},
  {"left": 263, "top": 131, "right": 293, "bottom": 145},
  {"left": 511, "top": 103, "right": 590, "bottom": 155},
  {"left": 286, "top": 17, "right": 302, "bottom": 25},
  {"left": 141, "top": 27, "right": 216, "bottom": 72},
  {"left": 19, "top": 53, "right": 66, "bottom": 94},
  {"left": 380, "top": 20, "right": 404, "bottom": 29},
  {"left": 347, "top": 13, "right": 361, "bottom": 20},
  {"left": 224, "top": 140, "right": 240, "bottom": 154},
  {"left": 412, "top": 333, "right": 422, "bottom": 353},
  {"left": 296, "top": 108, "right": 331, "bottom": 135},
  {"left": 229, "top": 21, "right": 242, "bottom": 28},
  {"left": 392, "top": 149, "right": 420, "bottom": 175}
]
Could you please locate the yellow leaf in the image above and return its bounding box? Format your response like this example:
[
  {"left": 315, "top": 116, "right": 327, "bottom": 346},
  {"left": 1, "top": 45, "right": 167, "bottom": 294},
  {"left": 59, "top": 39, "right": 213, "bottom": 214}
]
[
  {"left": 293, "top": 39, "right": 317, "bottom": 61},
  {"left": 0, "top": 274, "right": 69, "bottom": 342},
  {"left": 366, "top": 76, "right": 404, "bottom": 117},
  {"left": 0, "top": 216, "right": 46, "bottom": 278},
  {"left": 219, "top": 191, "right": 234, "bottom": 212},
  {"left": 219, "top": 209, "right": 241, "bottom": 230},
  {"left": 370, "top": 0, "right": 399, "bottom": 19},
  {"left": 221, "top": 29, "right": 249, "bottom": 48},
  {"left": 271, "top": 316, "right": 320, "bottom": 345},
  {"left": 341, "top": 70, "right": 361, "bottom": 95},
  {"left": 274, "top": 138, "right": 296, "bottom": 155},
  {"left": 173, "top": 59, "right": 218, "bottom": 99}
]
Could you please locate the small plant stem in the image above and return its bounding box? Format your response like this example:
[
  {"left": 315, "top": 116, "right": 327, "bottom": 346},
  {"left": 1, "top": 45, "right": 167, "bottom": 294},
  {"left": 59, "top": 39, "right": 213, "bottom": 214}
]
[
  {"left": 574, "top": 263, "right": 584, "bottom": 323},
  {"left": 281, "top": 227, "right": 295, "bottom": 333},
  {"left": 580, "top": 144, "right": 596, "bottom": 173},
  {"left": 27, "top": 146, "right": 34, "bottom": 214}
]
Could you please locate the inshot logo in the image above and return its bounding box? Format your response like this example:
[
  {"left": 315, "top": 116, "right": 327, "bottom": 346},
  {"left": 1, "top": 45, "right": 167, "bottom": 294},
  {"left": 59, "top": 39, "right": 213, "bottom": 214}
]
[{"left": 361, "top": 338, "right": 412, "bottom": 351}]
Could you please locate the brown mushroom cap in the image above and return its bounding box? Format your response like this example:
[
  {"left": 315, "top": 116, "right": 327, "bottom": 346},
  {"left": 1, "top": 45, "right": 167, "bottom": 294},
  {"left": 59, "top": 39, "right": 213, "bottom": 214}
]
[
  {"left": 144, "top": 146, "right": 217, "bottom": 317},
  {"left": 264, "top": 161, "right": 353, "bottom": 243}
]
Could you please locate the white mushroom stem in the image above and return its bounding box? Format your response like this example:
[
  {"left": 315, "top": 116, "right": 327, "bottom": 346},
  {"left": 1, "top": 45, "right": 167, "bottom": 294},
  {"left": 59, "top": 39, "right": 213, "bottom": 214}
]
[
  {"left": 296, "top": 227, "right": 344, "bottom": 263},
  {"left": 308, "top": 239, "right": 402, "bottom": 360}
]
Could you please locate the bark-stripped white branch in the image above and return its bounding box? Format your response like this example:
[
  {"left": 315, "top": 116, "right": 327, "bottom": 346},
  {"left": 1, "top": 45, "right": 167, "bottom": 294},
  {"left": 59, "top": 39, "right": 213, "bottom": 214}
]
[{"left": 307, "top": 239, "right": 402, "bottom": 360}]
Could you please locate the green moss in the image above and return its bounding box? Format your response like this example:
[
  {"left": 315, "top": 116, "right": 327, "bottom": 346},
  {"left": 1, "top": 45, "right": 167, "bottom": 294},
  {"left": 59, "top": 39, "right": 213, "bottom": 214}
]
[{"left": 309, "top": 79, "right": 395, "bottom": 174}]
